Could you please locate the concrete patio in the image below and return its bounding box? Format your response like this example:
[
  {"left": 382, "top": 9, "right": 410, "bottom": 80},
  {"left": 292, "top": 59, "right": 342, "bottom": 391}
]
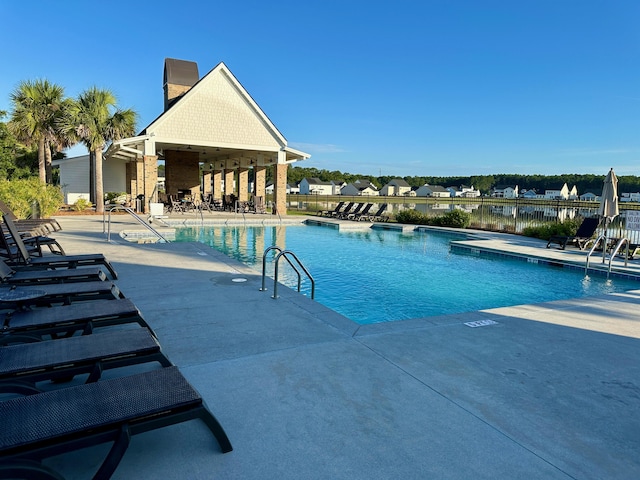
[{"left": 27, "top": 214, "right": 640, "bottom": 479}]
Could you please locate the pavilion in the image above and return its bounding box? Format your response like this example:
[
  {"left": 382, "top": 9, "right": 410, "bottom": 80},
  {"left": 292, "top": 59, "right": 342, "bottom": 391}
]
[{"left": 105, "top": 58, "right": 310, "bottom": 214}]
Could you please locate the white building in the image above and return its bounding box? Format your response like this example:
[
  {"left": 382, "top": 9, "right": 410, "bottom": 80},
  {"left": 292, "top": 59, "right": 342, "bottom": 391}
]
[
  {"left": 544, "top": 184, "right": 578, "bottom": 200},
  {"left": 380, "top": 179, "right": 412, "bottom": 196},
  {"left": 341, "top": 180, "right": 379, "bottom": 196},
  {"left": 299, "top": 178, "right": 336, "bottom": 195},
  {"left": 415, "top": 184, "right": 450, "bottom": 198},
  {"left": 52, "top": 154, "right": 126, "bottom": 204},
  {"left": 492, "top": 185, "right": 519, "bottom": 199}
]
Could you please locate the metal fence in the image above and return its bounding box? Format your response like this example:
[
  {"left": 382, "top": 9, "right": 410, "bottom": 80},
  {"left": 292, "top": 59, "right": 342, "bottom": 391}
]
[{"left": 286, "top": 195, "right": 640, "bottom": 244}]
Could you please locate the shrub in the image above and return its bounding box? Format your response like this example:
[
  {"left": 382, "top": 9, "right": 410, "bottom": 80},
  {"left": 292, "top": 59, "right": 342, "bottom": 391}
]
[
  {"left": 0, "top": 178, "right": 64, "bottom": 218},
  {"left": 73, "top": 198, "right": 93, "bottom": 211},
  {"left": 522, "top": 218, "right": 581, "bottom": 240},
  {"left": 396, "top": 208, "right": 471, "bottom": 229},
  {"left": 433, "top": 209, "right": 471, "bottom": 228},
  {"left": 105, "top": 192, "right": 127, "bottom": 204},
  {"left": 395, "top": 209, "right": 426, "bottom": 224}
]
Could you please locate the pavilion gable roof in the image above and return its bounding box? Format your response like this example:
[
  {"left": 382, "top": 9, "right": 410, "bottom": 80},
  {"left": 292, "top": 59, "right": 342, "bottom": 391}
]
[{"left": 144, "top": 62, "right": 285, "bottom": 150}]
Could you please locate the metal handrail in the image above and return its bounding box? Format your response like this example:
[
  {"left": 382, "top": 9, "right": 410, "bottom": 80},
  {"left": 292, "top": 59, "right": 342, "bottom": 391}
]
[
  {"left": 585, "top": 235, "right": 607, "bottom": 274},
  {"left": 103, "top": 205, "right": 170, "bottom": 243},
  {"left": 608, "top": 237, "right": 630, "bottom": 276},
  {"left": 260, "top": 246, "right": 315, "bottom": 300}
]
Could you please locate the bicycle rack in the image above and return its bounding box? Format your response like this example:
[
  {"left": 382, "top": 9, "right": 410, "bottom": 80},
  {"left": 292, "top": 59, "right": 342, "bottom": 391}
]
[{"left": 260, "top": 246, "right": 315, "bottom": 300}]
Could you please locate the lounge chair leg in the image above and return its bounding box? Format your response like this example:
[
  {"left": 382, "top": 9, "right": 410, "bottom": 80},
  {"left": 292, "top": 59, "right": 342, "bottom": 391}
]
[
  {"left": 93, "top": 424, "right": 131, "bottom": 480},
  {"left": 86, "top": 361, "right": 104, "bottom": 383},
  {"left": 199, "top": 405, "right": 233, "bottom": 453}
]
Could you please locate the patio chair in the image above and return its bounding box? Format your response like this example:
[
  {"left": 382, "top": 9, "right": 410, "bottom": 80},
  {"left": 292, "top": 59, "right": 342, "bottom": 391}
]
[
  {"left": 339, "top": 202, "right": 364, "bottom": 219},
  {"left": 0, "top": 366, "right": 232, "bottom": 479},
  {"left": 0, "top": 223, "right": 65, "bottom": 262},
  {"left": 0, "top": 199, "right": 62, "bottom": 233},
  {"left": 333, "top": 202, "right": 355, "bottom": 219},
  {"left": 0, "top": 328, "right": 171, "bottom": 394},
  {"left": 546, "top": 216, "right": 601, "bottom": 250},
  {"left": 0, "top": 298, "right": 146, "bottom": 345},
  {"left": 168, "top": 195, "right": 185, "bottom": 214},
  {"left": 348, "top": 203, "right": 374, "bottom": 221},
  {"left": 0, "top": 281, "right": 123, "bottom": 313},
  {"left": 2, "top": 215, "right": 118, "bottom": 279},
  {"left": 253, "top": 195, "right": 266, "bottom": 214},
  {"left": 363, "top": 203, "right": 388, "bottom": 222},
  {"left": 1, "top": 258, "right": 106, "bottom": 285},
  {"left": 318, "top": 201, "right": 344, "bottom": 217}
]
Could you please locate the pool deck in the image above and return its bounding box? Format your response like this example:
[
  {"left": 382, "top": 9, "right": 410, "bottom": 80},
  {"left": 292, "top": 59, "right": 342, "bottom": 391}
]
[{"left": 32, "top": 213, "right": 640, "bottom": 479}]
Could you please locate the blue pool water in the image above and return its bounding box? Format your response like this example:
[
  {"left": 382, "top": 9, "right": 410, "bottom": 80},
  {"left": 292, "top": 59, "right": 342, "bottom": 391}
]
[{"left": 175, "top": 224, "right": 640, "bottom": 324}]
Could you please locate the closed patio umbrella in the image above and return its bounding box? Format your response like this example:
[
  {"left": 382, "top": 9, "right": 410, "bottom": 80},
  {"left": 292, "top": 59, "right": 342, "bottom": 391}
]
[{"left": 598, "top": 168, "right": 619, "bottom": 260}]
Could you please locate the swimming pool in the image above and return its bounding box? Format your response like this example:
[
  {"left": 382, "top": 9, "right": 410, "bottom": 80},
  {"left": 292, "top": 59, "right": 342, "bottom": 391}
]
[{"left": 175, "top": 224, "right": 640, "bottom": 324}]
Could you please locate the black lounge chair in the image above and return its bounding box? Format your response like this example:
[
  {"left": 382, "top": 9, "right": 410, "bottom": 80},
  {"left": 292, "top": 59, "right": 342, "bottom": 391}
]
[
  {"left": 0, "top": 366, "right": 232, "bottom": 479},
  {"left": 1, "top": 258, "right": 106, "bottom": 285},
  {"left": 0, "top": 199, "right": 62, "bottom": 234},
  {"left": 546, "top": 216, "right": 600, "bottom": 250},
  {"left": 0, "top": 281, "right": 122, "bottom": 313},
  {"left": 349, "top": 203, "right": 374, "bottom": 221},
  {"left": 1, "top": 298, "right": 144, "bottom": 345},
  {"left": 339, "top": 202, "right": 364, "bottom": 219},
  {"left": 3, "top": 215, "right": 118, "bottom": 279},
  {"left": 332, "top": 201, "right": 354, "bottom": 218},
  {"left": 362, "top": 203, "right": 388, "bottom": 222},
  {"left": 0, "top": 328, "right": 171, "bottom": 394},
  {"left": 318, "top": 201, "right": 344, "bottom": 217}
]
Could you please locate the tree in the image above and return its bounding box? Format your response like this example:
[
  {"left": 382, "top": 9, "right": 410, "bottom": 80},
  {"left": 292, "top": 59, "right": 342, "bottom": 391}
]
[
  {"left": 62, "top": 87, "right": 137, "bottom": 213},
  {"left": 8, "top": 79, "right": 68, "bottom": 183}
]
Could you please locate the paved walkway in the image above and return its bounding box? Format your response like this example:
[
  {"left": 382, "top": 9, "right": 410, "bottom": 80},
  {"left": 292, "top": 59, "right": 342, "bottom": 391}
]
[{"left": 34, "top": 214, "right": 640, "bottom": 479}]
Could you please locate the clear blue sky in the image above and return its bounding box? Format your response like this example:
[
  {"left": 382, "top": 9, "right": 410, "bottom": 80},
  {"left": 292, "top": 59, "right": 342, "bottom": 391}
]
[{"left": 1, "top": 0, "right": 638, "bottom": 177}]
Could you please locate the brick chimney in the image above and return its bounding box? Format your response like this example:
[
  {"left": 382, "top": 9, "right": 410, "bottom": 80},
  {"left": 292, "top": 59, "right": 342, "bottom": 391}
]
[{"left": 163, "top": 58, "right": 199, "bottom": 110}]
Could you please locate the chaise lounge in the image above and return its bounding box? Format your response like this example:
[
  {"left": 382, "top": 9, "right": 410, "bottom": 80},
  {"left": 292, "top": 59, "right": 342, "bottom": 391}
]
[
  {"left": 3, "top": 216, "right": 118, "bottom": 279},
  {"left": 546, "top": 216, "right": 600, "bottom": 250},
  {"left": 0, "top": 328, "right": 171, "bottom": 394},
  {"left": 0, "top": 366, "right": 232, "bottom": 479}
]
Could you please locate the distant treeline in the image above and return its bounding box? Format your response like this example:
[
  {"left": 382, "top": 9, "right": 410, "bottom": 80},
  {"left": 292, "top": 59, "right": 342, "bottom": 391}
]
[{"left": 286, "top": 167, "right": 640, "bottom": 195}]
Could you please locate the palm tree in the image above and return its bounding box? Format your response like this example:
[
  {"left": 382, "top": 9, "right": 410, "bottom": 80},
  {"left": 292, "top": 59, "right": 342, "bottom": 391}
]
[
  {"left": 62, "top": 87, "right": 137, "bottom": 213},
  {"left": 8, "top": 79, "right": 67, "bottom": 183}
]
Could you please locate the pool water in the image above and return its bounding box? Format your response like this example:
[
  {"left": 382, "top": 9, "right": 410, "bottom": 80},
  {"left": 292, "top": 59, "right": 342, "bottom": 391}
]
[{"left": 175, "top": 224, "right": 640, "bottom": 324}]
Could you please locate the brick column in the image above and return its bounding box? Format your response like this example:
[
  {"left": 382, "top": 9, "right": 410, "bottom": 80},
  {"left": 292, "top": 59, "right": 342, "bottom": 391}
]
[
  {"left": 213, "top": 170, "right": 223, "bottom": 199},
  {"left": 143, "top": 155, "right": 158, "bottom": 209},
  {"left": 126, "top": 161, "right": 136, "bottom": 205},
  {"left": 203, "top": 172, "right": 212, "bottom": 196},
  {"left": 238, "top": 168, "right": 249, "bottom": 202},
  {"left": 224, "top": 169, "right": 235, "bottom": 196},
  {"left": 135, "top": 160, "right": 145, "bottom": 211},
  {"left": 273, "top": 161, "right": 288, "bottom": 216},
  {"left": 254, "top": 166, "right": 266, "bottom": 197}
]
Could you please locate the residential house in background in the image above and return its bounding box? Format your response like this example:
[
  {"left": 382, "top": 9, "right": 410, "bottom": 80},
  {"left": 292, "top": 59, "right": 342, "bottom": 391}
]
[
  {"left": 621, "top": 192, "right": 640, "bottom": 202},
  {"left": 299, "top": 178, "right": 335, "bottom": 195},
  {"left": 544, "top": 184, "right": 578, "bottom": 200},
  {"left": 519, "top": 189, "right": 539, "bottom": 199},
  {"left": 580, "top": 192, "right": 599, "bottom": 202},
  {"left": 341, "top": 179, "right": 379, "bottom": 196},
  {"left": 415, "top": 184, "right": 450, "bottom": 198},
  {"left": 380, "top": 178, "right": 412, "bottom": 196},
  {"left": 448, "top": 185, "right": 480, "bottom": 198},
  {"left": 492, "top": 185, "right": 519, "bottom": 198}
]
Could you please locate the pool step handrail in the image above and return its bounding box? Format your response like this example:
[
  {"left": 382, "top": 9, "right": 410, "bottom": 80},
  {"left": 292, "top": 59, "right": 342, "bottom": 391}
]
[
  {"left": 585, "top": 235, "right": 607, "bottom": 274},
  {"left": 585, "top": 235, "right": 630, "bottom": 277},
  {"left": 103, "top": 205, "right": 170, "bottom": 243},
  {"left": 260, "top": 246, "right": 315, "bottom": 300},
  {"left": 607, "top": 237, "right": 630, "bottom": 277}
]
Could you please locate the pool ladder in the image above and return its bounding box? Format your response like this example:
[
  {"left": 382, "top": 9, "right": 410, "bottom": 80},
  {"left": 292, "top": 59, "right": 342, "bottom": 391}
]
[
  {"left": 585, "top": 235, "right": 629, "bottom": 277},
  {"left": 103, "top": 205, "right": 170, "bottom": 243},
  {"left": 260, "top": 246, "right": 315, "bottom": 300}
]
